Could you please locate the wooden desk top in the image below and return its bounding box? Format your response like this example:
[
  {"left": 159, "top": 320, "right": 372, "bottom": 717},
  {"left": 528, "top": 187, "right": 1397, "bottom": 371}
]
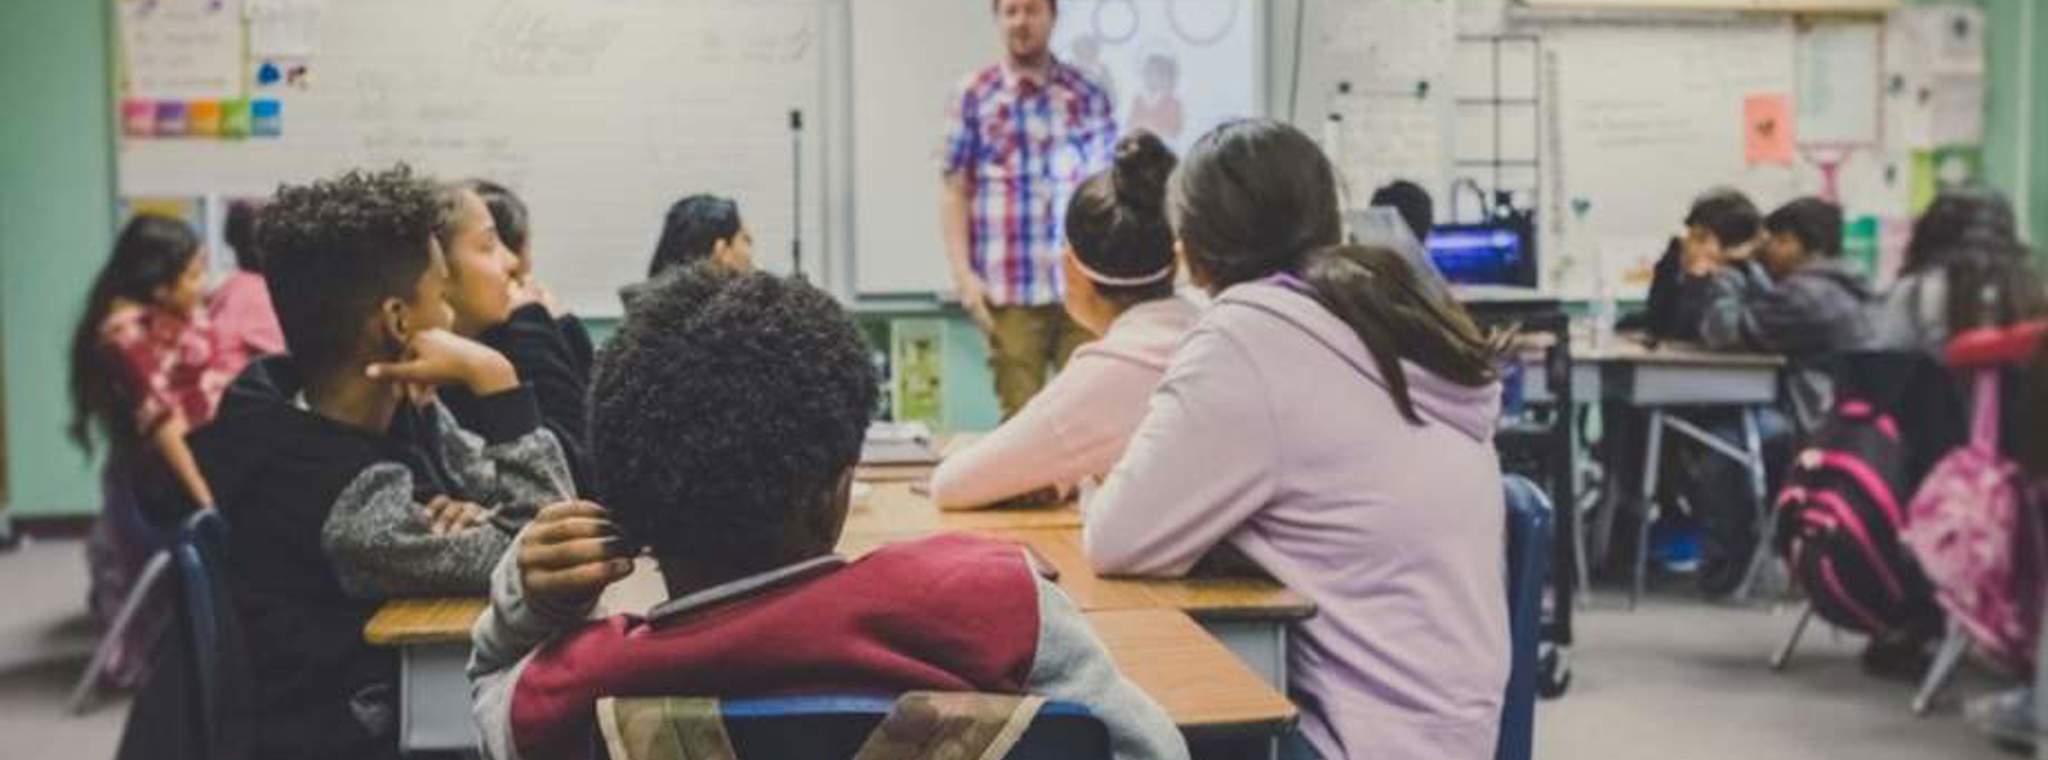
[
  {"left": 845, "top": 482, "right": 1083, "bottom": 535},
  {"left": 1577, "top": 335, "right": 1787, "bottom": 368},
  {"left": 1090, "top": 608, "right": 1298, "bottom": 733},
  {"left": 366, "top": 602, "right": 1291, "bottom": 732},
  {"left": 842, "top": 528, "right": 1315, "bottom": 621}
]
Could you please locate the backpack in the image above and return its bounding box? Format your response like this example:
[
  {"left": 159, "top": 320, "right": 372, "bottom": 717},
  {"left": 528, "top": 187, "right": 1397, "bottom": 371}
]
[
  {"left": 1902, "top": 370, "right": 2048, "bottom": 672},
  {"left": 1774, "top": 397, "right": 1942, "bottom": 635}
]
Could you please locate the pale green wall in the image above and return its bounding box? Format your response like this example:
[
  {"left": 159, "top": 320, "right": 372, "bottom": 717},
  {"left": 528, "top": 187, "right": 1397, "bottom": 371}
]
[
  {"left": 2, "top": 0, "right": 113, "bottom": 518},
  {"left": 2, "top": 0, "right": 2041, "bottom": 519}
]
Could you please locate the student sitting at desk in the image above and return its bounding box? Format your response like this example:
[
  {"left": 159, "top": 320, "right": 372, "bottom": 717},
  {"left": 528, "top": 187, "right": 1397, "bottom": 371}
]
[
  {"left": 931, "top": 131, "right": 1197, "bottom": 509},
  {"left": 1639, "top": 188, "right": 1761, "bottom": 342},
  {"left": 209, "top": 199, "right": 287, "bottom": 376},
  {"left": 1689, "top": 197, "right": 1871, "bottom": 421},
  {"left": 437, "top": 181, "right": 597, "bottom": 493},
  {"left": 620, "top": 193, "right": 753, "bottom": 311},
  {"left": 147, "top": 166, "right": 575, "bottom": 760},
  {"left": 473, "top": 180, "right": 598, "bottom": 375},
  {"left": 1082, "top": 120, "right": 1509, "bottom": 760},
  {"left": 468, "top": 264, "right": 1186, "bottom": 760}
]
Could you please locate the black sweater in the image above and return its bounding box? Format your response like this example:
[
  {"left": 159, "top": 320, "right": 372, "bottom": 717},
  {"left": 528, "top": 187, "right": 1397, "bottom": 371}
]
[{"left": 442, "top": 303, "right": 596, "bottom": 494}]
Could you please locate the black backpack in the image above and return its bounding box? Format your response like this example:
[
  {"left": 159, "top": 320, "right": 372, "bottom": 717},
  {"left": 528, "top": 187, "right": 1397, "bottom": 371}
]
[{"left": 1773, "top": 392, "right": 1943, "bottom": 635}]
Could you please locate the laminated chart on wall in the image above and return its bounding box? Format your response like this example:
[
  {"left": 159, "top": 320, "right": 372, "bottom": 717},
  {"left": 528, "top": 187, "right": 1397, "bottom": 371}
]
[
  {"left": 119, "top": 0, "right": 245, "bottom": 101},
  {"left": 1885, "top": 5, "right": 1986, "bottom": 152},
  {"left": 1795, "top": 20, "right": 1881, "bottom": 148}
]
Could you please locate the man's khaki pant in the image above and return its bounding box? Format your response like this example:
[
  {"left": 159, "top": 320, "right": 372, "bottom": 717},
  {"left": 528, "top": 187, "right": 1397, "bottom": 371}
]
[{"left": 985, "top": 304, "right": 1091, "bottom": 419}]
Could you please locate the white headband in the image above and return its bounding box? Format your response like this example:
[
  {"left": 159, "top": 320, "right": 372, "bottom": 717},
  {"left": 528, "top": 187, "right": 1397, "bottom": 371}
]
[{"left": 1070, "top": 253, "right": 1175, "bottom": 287}]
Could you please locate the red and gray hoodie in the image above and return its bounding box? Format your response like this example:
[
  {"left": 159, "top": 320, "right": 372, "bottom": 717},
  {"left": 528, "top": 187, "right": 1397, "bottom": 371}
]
[{"left": 467, "top": 533, "right": 1188, "bottom": 760}]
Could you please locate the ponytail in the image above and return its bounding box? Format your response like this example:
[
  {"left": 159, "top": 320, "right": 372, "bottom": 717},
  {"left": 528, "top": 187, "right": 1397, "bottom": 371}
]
[{"left": 1297, "top": 245, "right": 1505, "bottom": 424}]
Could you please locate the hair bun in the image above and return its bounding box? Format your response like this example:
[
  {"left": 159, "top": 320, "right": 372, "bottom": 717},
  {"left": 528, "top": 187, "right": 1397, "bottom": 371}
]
[{"left": 1111, "top": 130, "right": 1177, "bottom": 214}]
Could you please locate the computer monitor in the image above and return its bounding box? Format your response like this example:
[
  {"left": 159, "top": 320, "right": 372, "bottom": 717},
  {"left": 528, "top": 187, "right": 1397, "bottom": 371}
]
[{"left": 1427, "top": 223, "right": 1534, "bottom": 287}]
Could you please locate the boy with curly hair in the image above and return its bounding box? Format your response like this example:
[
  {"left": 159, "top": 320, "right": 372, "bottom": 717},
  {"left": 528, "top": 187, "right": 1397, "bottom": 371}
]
[
  {"left": 467, "top": 264, "right": 1186, "bottom": 760},
  {"left": 174, "top": 165, "right": 575, "bottom": 759}
]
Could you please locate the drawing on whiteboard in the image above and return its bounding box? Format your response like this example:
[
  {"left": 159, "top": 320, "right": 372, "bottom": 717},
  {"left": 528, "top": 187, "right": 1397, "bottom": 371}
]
[
  {"left": 471, "top": 1, "right": 625, "bottom": 76},
  {"left": 1128, "top": 53, "right": 1185, "bottom": 141},
  {"left": 1088, "top": 0, "right": 1241, "bottom": 47},
  {"left": 1053, "top": 0, "right": 1258, "bottom": 155}
]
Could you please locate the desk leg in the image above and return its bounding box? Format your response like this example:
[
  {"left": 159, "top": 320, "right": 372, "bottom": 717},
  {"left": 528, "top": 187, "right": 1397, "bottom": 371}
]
[
  {"left": 1630, "top": 410, "right": 1666, "bottom": 610},
  {"left": 1733, "top": 407, "right": 1776, "bottom": 604},
  {"left": 1195, "top": 620, "right": 1288, "bottom": 760},
  {"left": 399, "top": 643, "right": 480, "bottom": 755}
]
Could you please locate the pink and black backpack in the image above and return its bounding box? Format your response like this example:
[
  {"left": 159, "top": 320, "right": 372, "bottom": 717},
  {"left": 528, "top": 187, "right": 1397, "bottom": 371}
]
[{"left": 1903, "top": 368, "right": 2048, "bottom": 671}]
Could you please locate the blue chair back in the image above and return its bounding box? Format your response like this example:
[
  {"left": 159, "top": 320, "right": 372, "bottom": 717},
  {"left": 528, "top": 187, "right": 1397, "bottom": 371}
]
[
  {"left": 1497, "top": 475, "right": 1553, "bottom": 760},
  {"left": 601, "top": 695, "right": 1111, "bottom": 760},
  {"left": 173, "top": 510, "right": 251, "bottom": 760}
]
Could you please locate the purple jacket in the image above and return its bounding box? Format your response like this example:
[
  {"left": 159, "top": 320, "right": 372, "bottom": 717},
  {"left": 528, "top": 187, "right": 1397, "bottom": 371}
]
[{"left": 1084, "top": 280, "right": 1509, "bottom": 760}]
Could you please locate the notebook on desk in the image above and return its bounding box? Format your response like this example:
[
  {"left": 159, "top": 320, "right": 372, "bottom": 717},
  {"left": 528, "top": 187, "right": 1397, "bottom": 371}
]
[{"left": 861, "top": 422, "right": 940, "bottom": 466}]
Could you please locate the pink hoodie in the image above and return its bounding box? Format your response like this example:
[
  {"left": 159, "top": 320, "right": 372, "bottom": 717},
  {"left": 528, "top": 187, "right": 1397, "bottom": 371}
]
[
  {"left": 1084, "top": 280, "right": 1509, "bottom": 760},
  {"left": 931, "top": 297, "right": 1199, "bottom": 508},
  {"left": 208, "top": 270, "right": 285, "bottom": 376}
]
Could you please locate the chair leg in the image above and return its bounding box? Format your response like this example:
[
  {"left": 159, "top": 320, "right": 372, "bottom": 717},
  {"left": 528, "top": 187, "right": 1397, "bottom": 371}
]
[
  {"left": 70, "top": 550, "right": 173, "bottom": 714},
  {"left": 1631, "top": 411, "right": 1666, "bottom": 610},
  {"left": 1770, "top": 601, "right": 1815, "bottom": 671},
  {"left": 1573, "top": 488, "right": 1596, "bottom": 608},
  {"left": 1913, "top": 622, "right": 1973, "bottom": 716}
]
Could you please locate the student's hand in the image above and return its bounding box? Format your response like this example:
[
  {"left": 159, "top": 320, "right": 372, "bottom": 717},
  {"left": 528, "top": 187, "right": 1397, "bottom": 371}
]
[
  {"left": 518, "top": 501, "right": 635, "bottom": 608},
  {"left": 366, "top": 329, "right": 519, "bottom": 396},
  {"left": 422, "top": 495, "right": 489, "bottom": 535},
  {"left": 512, "top": 276, "right": 566, "bottom": 319},
  {"left": 953, "top": 272, "right": 996, "bottom": 332},
  {"left": 1681, "top": 248, "right": 1724, "bottom": 278}
]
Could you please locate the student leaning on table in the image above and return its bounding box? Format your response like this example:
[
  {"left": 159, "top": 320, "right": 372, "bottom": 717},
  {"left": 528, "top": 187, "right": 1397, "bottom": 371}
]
[
  {"left": 467, "top": 264, "right": 1186, "bottom": 760},
  {"left": 1080, "top": 119, "right": 1511, "bottom": 760},
  {"left": 930, "top": 130, "right": 1197, "bottom": 509}
]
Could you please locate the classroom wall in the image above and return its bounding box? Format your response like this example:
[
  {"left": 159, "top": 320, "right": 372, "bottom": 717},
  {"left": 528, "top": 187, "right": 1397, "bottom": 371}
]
[
  {"left": 1, "top": 0, "right": 2042, "bottom": 520},
  {"left": 1, "top": 0, "right": 114, "bottom": 519}
]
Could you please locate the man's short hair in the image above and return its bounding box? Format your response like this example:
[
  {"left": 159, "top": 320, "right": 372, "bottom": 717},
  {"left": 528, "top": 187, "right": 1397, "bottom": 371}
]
[
  {"left": 991, "top": 0, "right": 1057, "bottom": 14},
  {"left": 1764, "top": 197, "right": 1844, "bottom": 258},
  {"left": 259, "top": 165, "right": 441, "bottom": 376},
  {"left": 591, "top": 264, "right": 879, "bottom": 574}
]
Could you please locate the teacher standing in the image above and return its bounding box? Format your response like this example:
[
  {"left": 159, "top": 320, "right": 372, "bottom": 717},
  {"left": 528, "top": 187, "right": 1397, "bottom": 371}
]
[{"left": 941, "top": 0, "right": 1119, "bottom": 418}]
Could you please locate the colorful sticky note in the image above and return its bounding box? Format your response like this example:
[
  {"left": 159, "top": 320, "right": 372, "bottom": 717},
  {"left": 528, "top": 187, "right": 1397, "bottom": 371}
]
[
  {"left": 186, "top": 100, "right": 222, "bottom": 137},
  {"left": 121, "top": 100, "right": 157, "bottom": 137},
  {"left": 220, "top": 98, "right": 252, "bottom": 138},
  {"left": 1744, "top": 93, "right": 1795, "bottom": 167},
  {"left": 251, "top": 99, "right": 283, "bottom": 138},
  {"left": 154, "top": 101, "right": 190, "bottom": 137}
]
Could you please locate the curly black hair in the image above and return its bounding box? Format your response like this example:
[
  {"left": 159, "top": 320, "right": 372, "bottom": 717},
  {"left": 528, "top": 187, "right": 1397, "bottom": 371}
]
[
  {"left": 591, "top": 263, "right": 878, "bottom": 574},
  {"left": 259, "top": 165, "right": 442, "bottom": 377}
]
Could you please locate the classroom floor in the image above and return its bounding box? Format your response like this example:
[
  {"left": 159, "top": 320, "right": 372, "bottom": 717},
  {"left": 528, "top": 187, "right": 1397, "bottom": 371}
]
[{"left": 0, "top": 537, "right": 2023, "bottom": 760}]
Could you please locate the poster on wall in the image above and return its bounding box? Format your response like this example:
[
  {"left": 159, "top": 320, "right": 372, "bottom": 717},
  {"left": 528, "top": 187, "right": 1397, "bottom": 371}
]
[{"left": 118, "top": 0, "right": 246, "bottom": 101}]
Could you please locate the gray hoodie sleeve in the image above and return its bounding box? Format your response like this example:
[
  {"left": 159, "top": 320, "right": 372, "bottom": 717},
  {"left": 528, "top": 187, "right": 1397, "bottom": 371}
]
[
  {"left": 1025, "top": 575, "right": 1191, "bottom": 760},
  {"left": 468, "top": 528, "right": 597, "bottom": 760},
  {"left": 320, "top": 393, "right": 574, "bottom": 598},
  {"left": 431, "top": 396, "right": 577, "bottom": 526},
  {"left": 319, "top": 464, "right": 517, "bottom": 598}
]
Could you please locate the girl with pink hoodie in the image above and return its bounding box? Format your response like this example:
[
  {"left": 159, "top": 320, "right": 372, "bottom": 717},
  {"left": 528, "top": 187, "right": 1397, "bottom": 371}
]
[{"left": 1084, "top": 120, "right": 1511, "bottom": 760}]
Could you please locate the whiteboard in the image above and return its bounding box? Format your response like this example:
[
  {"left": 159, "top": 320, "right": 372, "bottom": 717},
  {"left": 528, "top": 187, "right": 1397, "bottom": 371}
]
[
  {"left": 850, "top": 0, "right": 1263, "bottom": 297},
  {"left": 118, "top": 0, "right": 828, "bottom": 316},
  {"left": 1544, "top": 19, "right": 1801, "bottom": 298}
]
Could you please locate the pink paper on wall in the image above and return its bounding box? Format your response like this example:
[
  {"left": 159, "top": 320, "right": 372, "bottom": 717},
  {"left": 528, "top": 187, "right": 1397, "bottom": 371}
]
[{"left": 1745, "top": 93, "right": 1796, "bottom": 167}]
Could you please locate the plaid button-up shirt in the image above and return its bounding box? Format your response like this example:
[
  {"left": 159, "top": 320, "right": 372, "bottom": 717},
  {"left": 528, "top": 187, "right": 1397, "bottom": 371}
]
[{"left": 942, "top": 59, "right": 1117, "bottom": 307}]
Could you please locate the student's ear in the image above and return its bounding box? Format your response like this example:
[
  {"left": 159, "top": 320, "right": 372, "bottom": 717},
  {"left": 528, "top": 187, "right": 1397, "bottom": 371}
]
[
  {"left": 376, "top": 297, "right": 412, "bottom": 357},
  {"left": 810, "top": 468, "right": 856, "bottom": 549}
]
